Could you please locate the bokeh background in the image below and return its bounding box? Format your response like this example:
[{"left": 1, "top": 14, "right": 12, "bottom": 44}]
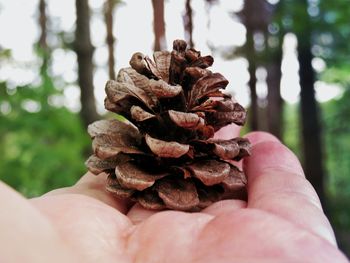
[{"left": 0, "top": 0, "right": 349, "bottom": 256}]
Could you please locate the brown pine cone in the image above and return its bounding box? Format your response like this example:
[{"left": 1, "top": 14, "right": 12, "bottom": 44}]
[{"left": 86, "top": 40, "right": 251, "bottom": 211}]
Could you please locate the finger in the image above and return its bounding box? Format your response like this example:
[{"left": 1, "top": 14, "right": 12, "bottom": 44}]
[
  {"left": 243, "top": 133, "right": 337, "bottom": 245},
  {"left": 201, "top": 199, "right": 247, "bottom": 216},
  {"left": 244, "top": 131, "right": 280, "bottom": 145},
  {"left": 44, "top": 172, "right": 133, "bottom": 214},
  {"left": 214, "top": 123, "right": 241, "bottom": 140},
  {"left": 194, "top": 209, "right": 347, "bottom": 262},
  {"left": 0, "top": 181, "right": 78, "bottom": 262}
]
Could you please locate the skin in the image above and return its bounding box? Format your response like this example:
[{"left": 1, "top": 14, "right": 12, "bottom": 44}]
[{"left": 0, "top": 129, "right": 348, "bottom": 263}]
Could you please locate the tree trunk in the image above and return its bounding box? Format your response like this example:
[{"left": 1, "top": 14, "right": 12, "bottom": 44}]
[
  {"left": 246, "top": 29, "right": 259, "bottom": 131},
  {"left": 38, "top": 0, "right": 48, "bottom": 51},
  {"left": 104, "top": 0, "right": 116, "bottom": 80},
  {"left": 262, "top": 2, "right": 283, "bottom": 139},
  {"left": 37, "top": 0, "right": 52, "bottom": 110},
  {"left": 296, "top": 0, "right": 325, "bottom": 205},
  {"left": 183, "top": 0, "right": 194, "bottom": 48},
  {"left": 75, "top": 0, "right": 99, "bottom": 127},
  {"left": 240, "top": 0, "right": 268, "bottom": 131},
  {"left": 151, "top": 0, "right": 166, "bottom": 51},
  {"left": 38, "top": 0, "right": 49, "bottom": 71},
  {"left": 243, "top": 19, "right": 259, "bottom": 131},
  {"left": 266, "top": 55, "right": 283, "bottom": 138}
]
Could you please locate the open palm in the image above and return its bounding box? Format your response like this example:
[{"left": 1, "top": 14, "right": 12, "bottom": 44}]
[{"left": 1, "top": 132, "right": 347, "bottom": 263}]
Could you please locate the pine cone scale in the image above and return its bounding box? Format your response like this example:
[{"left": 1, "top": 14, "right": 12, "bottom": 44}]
[
  {"left": 137, "top": 188, "right": 166, "bottom": 210},
  {"left": 168, "top": 110, "right": 203, "bottom": 129},
  {"left": 85, "top": 155, "right": 117, "bottom": 175},
  {"left": 88, "top": 119, "right": 140, "bottom": 139},
  {"left": 188, "top": 73, "right": 229, "bottom": 109},
  {"left": 106, "top": 174, "right": 135, "bottom": 198},
  {"left": 221, "top": 166, "right": 247, "bottom": 191},
  {"left": 92, "top": 134, "right": 143, "bottom": 159},
  {"left": 153, "top": 50, "right": 171, "bottom": 82},
  {"left": 145, "top": 134, "right": 191, "bottom": 158},
  {"left": 130, "top": 106, "right": 156, "bottom": 122},
  {"left": 187, "top": 160, "right": 231, "bottom": 186},
  {"left": 115, "top": 162, "right": 167, "bottom": 191},
  {"left": 157, "top": 177, "right": 200, "bottom": 211}
]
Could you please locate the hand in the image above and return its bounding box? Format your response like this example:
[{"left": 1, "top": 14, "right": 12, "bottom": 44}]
[{"left": 0, "top": 131, "right": 347, "bottom": 263}]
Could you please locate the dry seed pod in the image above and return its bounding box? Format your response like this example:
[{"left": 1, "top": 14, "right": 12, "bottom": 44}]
[{"left": 86, "top": 39, "right": 251, "bottom": 211}]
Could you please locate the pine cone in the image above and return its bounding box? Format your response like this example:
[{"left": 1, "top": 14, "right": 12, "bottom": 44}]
[{"left": 86, "top": 40, "right": 251, "bottom": 211}]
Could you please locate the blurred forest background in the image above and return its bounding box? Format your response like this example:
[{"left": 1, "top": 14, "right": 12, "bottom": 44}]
[{"left": 0, "top": 0, "right": 349, "bottom": 256}]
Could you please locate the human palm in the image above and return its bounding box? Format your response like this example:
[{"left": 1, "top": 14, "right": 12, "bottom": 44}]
[{"left": 1, "top": 132, "right": 347, "bottom": 263}]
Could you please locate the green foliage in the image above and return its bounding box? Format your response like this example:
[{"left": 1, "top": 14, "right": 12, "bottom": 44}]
[
  {"left": 323, "top": 88, "right": 350, "bottom": 228},
  {"left": 316, "top": 0, "right": 350, "bottom": 66},
  {"left": 282, "top": 103, "right": 301, "bottom": 158},
  {"left": 0, "top": 69, "right": 89, "bottom": 197},
  {"left": 321, "top": 66, "right": 350, "bottom": 85}
]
